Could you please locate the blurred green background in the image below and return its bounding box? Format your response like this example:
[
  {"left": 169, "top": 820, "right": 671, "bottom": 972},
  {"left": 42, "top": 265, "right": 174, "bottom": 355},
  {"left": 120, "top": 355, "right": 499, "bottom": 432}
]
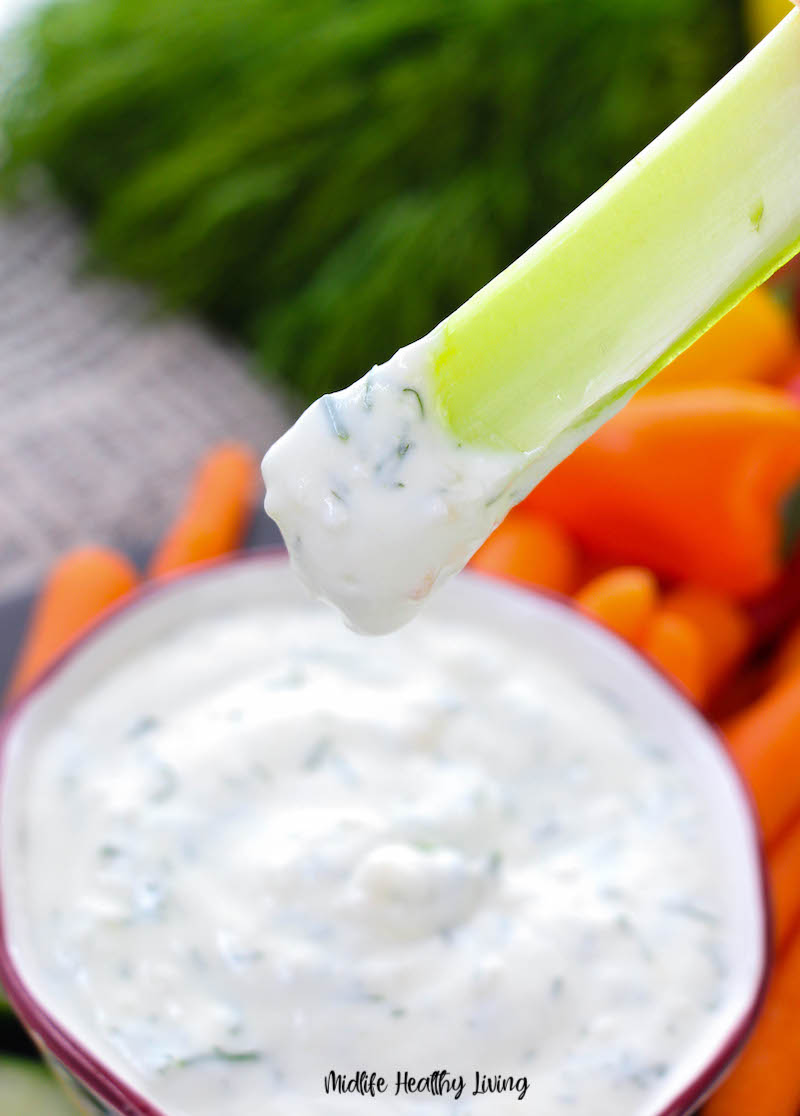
[{"left": 3, "top": 0, "right": 746, "bottom": 404}]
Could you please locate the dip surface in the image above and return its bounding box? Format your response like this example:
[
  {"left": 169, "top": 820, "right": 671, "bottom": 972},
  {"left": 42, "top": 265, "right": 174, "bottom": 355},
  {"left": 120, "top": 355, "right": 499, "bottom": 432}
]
[
  {"left": 5, "top": 581, "right": 738, "bottom": 1116},
  {"left": 263, "top": 334, "right": 532, "bottom": 635}
]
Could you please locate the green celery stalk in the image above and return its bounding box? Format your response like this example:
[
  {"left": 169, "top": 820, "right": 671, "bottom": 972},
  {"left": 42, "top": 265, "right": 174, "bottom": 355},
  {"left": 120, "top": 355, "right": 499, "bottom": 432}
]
[{"left": 432, "top": 9, "right": 800, "bottom": 454}]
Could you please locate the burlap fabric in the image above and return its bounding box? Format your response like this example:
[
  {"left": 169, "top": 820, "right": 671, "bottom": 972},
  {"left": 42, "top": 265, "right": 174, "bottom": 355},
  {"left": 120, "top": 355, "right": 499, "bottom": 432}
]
[{"left": 0, "top": 204, "right": 292, "bottom": 600}]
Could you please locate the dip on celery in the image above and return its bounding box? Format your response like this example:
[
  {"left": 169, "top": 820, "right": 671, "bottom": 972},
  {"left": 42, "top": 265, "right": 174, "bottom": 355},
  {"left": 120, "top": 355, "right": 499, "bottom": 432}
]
[
  {"left": 3, "top": 582, "right": 736, "bottom": 1116},
  {"left": 263, "top": 333, "right": 536, "bottom": 635}
]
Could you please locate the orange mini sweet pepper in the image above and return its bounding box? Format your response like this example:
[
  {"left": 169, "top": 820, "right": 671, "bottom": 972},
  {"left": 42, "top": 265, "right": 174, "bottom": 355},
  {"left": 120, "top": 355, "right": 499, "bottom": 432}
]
[{"left": 524, "top": 384, "right": 800, "bottom": 599}]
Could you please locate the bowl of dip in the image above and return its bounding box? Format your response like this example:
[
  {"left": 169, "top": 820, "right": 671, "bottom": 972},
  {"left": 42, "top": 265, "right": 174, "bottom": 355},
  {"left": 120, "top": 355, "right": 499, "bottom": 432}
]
[{"left": 0, "top": 553, "right": 769, "bottom": 1116}]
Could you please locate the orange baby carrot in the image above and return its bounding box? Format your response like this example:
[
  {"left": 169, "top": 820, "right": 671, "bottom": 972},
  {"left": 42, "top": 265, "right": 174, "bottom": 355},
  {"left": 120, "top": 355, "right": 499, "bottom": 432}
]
[
  {"left": 704, "top": 925, "right": 800, "bottom": 1116},
  {"left": 769, "top": 818, "right": 800, "bottom": 955},
  {"left": 640, "top": 286, "right": 797, "bottom": 395},
  {"left": 726, "top": 673, "right": 800, "bottom": 845},
  {"left": 781, "top": 350, "right": 800, "bottom": 397},
  {"left": 641, "top": 610, "right": 709, "bottom": 706},
  {"left": 148, "top": 443, "right": 258, "bottom": 577},
  {"left": 470, "top": 512, "right": 579, "bottom": 595},
  {"left": 574, "top": 567, "right": 659, "bottom": 645},
  {"left": 662, "top": 586, "right": 751, "bottom": 692},
  {"left": 5, "top": 546, "right": 139, "bottom": 705}
]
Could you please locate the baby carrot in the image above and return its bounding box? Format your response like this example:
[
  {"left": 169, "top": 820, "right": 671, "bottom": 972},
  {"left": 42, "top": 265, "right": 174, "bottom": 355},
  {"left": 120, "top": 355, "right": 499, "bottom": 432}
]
[
  {"left": 769, "top": 818, "right": 800, "bottom": 955},
  {"left": 5, "top": 547, "right": 139, "bottom": 705},
  {"left": 662, "top": 586, "right": 751, "bottom": 692},
  {"left": 784, "top": 352, "right": 800, "bottom": 400},
  {"left": 726, "top": 673, "right": 800, "bottom": 845},
  {"left": 641, "top": 610, "right": 709, "bottom": 706},
  {"left": 787, "top": 371, "right": 800, "bottom": 402},
  {"left": 148, "top": 443, "right": 258, "bottom": 577},
  {"left": 704, "top": 925, "right": 800, "bottom": 1116},
  {"left": 574, "top": 567, "right": 659, "bottom": 645},
  {"left": 470, "top": 512, "right": 579, "bottom": 595}
]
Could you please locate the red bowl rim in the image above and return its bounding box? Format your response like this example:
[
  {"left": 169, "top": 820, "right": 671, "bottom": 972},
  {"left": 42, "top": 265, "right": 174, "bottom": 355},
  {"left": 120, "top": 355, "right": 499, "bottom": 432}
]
[{"left": 0, "top": 548, "right": 772, "bottom": 1116}]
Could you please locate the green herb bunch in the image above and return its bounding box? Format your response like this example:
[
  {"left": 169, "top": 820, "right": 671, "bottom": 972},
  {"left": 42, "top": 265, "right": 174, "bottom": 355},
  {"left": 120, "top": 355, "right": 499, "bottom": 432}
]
[{"left": 2, "top": 0, "right": 741, "bottom": 401}]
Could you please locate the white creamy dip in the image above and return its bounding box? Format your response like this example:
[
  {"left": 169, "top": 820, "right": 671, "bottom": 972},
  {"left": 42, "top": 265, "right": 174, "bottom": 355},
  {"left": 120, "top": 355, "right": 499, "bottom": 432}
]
[
  {"left": 4, "top": 576, "right": 744, "bottom": 1116},
  {"left": 263, "top": 335, "right": 532, "bottom": 634}
]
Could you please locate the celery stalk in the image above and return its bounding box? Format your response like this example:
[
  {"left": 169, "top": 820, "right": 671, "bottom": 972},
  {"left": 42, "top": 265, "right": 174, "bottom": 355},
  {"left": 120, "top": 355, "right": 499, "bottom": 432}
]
[{"left": 433, "top": 10, "right": 800, "bottom": 454}]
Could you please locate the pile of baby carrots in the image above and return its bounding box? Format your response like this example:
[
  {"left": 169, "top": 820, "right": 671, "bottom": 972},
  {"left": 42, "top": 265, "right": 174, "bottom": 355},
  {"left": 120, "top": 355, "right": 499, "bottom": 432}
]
[
  {"left": 3, "top": 443, "right": 259, "bottom": 705},
  {"left": 472, "top": 278, "right": 800, "bottom": 1115},
  {"left": 4, "top": 279, "right": 800, "bottom": 1113}
]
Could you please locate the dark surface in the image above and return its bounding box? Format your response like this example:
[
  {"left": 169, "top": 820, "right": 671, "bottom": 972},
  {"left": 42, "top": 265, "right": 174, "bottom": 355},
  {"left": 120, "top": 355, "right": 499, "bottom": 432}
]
[{"left": 0, "top": 594, "right": 35, "bottom": 702}]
